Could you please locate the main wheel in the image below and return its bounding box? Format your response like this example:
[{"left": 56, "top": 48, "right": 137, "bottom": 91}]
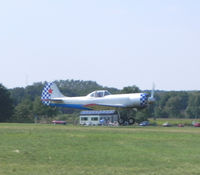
[{"left": 128, "top": 118, "right": 135, "bottom": 125}]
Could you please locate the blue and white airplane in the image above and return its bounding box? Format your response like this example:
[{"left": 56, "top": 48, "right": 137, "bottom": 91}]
[{"left": 41, "top": 82, "right": 155, "bottom": 110}]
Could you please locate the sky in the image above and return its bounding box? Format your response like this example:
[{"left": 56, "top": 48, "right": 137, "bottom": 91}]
[{"left": 0, "top": 0, "right": 200, "bottom": 90}]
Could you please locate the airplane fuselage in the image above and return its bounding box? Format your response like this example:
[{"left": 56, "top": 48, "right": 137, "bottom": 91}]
[
  {"left": 49, "top": 93, "right": 146, "bottom": 110},
  {"left": 41, "top": 82, "right": 151, "bottom": 110}
]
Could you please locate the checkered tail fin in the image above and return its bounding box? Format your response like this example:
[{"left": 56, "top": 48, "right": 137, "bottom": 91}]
[{"left": 41, "top": 82, "right": 65, "bottom": 106}]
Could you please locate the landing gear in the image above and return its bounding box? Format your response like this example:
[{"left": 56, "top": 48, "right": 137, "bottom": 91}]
[
  {"left": 128, "top": 118, "right": 135, "bottom": 125},
  {"left": 117, "top": 111, "right": 135, "bottom": 125}
]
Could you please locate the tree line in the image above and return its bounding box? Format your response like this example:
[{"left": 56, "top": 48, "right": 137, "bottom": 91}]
[{"left": 0, "top": 79, "right": 200, "bottom": 123}]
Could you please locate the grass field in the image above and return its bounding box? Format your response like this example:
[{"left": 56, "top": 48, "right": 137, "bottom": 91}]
[{"left": 0, "top": 124, "right": 200, "bottom": 175}]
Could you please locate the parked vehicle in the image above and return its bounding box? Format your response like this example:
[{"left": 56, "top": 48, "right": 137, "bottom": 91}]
[
  {"left": 162, "top": 122, "right": 171, "bottom": 127},
  {"left": 139, "top": 121, "right": 149, "bottom": 126},
  {"left": 194, "top": 122, "right": 200, "bottom": 127},
  {"left": 52, "top": 120, "right": 67, "bottom": 125},
  {"left": 178, "top": 124, "right": 184, "bottom": 127}
]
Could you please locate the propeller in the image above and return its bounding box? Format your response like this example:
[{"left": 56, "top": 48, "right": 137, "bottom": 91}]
[{"left": 148, "top": 83, "right": 155, "bottom": 104}]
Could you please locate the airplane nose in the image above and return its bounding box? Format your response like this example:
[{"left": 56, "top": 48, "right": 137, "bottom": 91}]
[{"left": 140, "top": 93, "right": 148, "bottom": 107}]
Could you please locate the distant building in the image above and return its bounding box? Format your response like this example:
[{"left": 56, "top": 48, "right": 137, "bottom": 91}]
[{"left": 80, "top": 110, "right": 119, "bottom": 126}]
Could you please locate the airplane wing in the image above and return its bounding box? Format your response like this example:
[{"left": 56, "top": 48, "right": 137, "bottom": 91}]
[{"left": 84, "top": 103, "right": 126, "bottom": 110}]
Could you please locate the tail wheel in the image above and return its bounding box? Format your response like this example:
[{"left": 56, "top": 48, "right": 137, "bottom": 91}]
[
  {"left": 118, "top": 118, "right": 125, "bottom": 125},
  {"left": 128, "top": 118, "right": 135, "bottom": 125}
]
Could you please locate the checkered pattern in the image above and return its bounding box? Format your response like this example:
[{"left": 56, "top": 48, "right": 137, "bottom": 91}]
[
  {"left": 140, "top": 93, "right": 148, "bottom": 107},
  {"left": 41, "top": 82, "right": 53, "bottom": 105}
]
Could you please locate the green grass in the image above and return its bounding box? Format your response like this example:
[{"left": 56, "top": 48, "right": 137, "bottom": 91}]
[{"left": 0, "top": 124, "right": 200, "bottom": 175}]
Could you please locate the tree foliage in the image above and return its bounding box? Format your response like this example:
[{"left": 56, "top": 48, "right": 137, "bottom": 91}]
[
  {"left": 121, "top": 86, "right": 140, "bottom": 94},
  {"left": 186, "top": 93, "right": 200, "bottom": 118},
  {"left": 0, "top": 84, "right": 14, "bottom": 122},
  {"left": 12, "top": 99, "right": 34, "bottom": 123}
]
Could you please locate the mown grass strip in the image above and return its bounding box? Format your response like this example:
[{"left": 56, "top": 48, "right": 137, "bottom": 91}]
[{"left": 0, "top": 123, "right": 200, "bottom": 175}]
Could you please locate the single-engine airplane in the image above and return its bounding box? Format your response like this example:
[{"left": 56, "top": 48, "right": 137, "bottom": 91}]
[{"left": 41, "top": 82, "right": 155, "bottom": 111}]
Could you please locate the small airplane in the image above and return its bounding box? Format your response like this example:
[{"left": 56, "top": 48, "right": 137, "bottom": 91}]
[{"left": 41, "top": 82, "right": 155, "bottom": 110}]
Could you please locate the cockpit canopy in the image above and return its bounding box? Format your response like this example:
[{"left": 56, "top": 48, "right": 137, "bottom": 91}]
[{"left": 87, "top": 90, "right": 111, "bottom": 98}]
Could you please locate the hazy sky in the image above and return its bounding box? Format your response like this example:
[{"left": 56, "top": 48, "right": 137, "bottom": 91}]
[{"left": 0, "top": 0, "right": 200, "bottom": 90}]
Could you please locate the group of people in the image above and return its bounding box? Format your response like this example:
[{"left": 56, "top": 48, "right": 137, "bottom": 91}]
[{"left": 99, "top": 118, "right": 118, "bottom": 126}]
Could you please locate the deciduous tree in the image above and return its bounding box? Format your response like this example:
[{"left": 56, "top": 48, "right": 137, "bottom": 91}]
[{"left": 0, "top": 84, "right": 14, "bottom": 122}]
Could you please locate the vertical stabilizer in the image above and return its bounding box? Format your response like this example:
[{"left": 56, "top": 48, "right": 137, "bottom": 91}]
[{"left": 41, "top": 82, "right": 65, "bottom": 105}]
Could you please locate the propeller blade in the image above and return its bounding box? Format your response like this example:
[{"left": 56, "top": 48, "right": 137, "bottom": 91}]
[{"left": 148, "top": 83, "right": 155, "bottom": 103}]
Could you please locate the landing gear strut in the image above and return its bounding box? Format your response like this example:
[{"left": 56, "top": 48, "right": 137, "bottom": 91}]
[
  {"left": 117, "top": 111, "right": 124, "bottom": 125},
  {"left": 118, "top": 118, "right": 125, "bottom": 125}
]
